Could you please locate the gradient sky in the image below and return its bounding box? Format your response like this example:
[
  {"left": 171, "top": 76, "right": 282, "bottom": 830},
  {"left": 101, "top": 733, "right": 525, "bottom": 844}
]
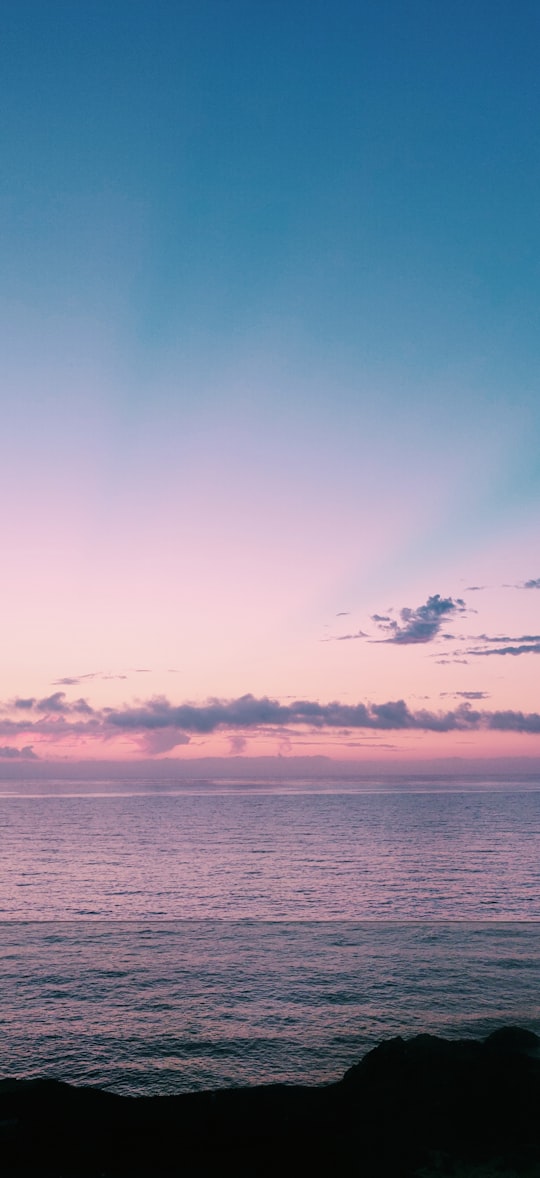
[{"left": 2, "top": 0, "right": 540, "bottom": 766}]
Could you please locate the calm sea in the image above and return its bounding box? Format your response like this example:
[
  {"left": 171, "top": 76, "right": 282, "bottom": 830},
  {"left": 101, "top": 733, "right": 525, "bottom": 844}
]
[{"left": 1, "top": 780, "right": 539, "bottom": 1094}]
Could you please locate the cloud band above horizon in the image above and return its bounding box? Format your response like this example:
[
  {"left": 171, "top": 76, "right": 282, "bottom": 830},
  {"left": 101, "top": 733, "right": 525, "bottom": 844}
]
[{"left": 3, "top": 693, "right": 540, "bottom": 759}]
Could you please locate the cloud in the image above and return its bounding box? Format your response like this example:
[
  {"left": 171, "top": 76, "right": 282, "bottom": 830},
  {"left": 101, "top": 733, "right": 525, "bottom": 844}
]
[
  {"left": 229, "top": 734, "right": 247, "bottom": 754},
  {"left": 335, "top": 611, "right": 350, "bottom": 617},
  {"left": 469, "top": 642, "right": 540, "bottom": 657},
  {"left": 0, "top": 745, "right": 38, "bottom": 759},
  {"left": 373, "top": 594, "right": 466, "bottom": 645},
  {"left": 440, "top": 691, "right": 489, "bottom": 700},
  {"left": 489, "top": 710, "right": 540, "bottom": 733},
  {"left": 35, "top": 692, "right": 94, "bottom": 714},
  {"left": 473, "top": 633, "right": 540, "bottom": 643},
  {"left": 141, "top": 729, "right": 191, "bottom": 756},
  {"left": 523, "top": 578, "right": 540, "bottom": 589},
  {"left": 102, "top": 694, "right": 537, "bottom": 736},
  {"left": 3, "top": 692, "right": 540, "bottom": 750},
  {"left": 463, "top": 632, "right": 540, "bottom": 657},
  {"left": 52, "top": 672, "right": 128, "bottom": 686},
  {"left": 323, "top": 630, "right": 368, "bottom": 642},
  {"left": 455, "top": 690, "right": 489, "bottom": 700},
  {"left": 434, "top": 659, "right": 469, "bottom": 665},
  {"left": 465, "top": 585, "right": 485, "bottom": 591}
]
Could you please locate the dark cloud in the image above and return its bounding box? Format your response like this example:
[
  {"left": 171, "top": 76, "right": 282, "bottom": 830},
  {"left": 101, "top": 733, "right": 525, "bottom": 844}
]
[
  {"left": 523, "top": 578, "right": 540, "bottom": 589},
  {"left": 35, "top": 692, "right": 94, "bottom": 714},
  {"left": 0, "top": 745, "right": 37, "bottom": 759},
  {"left": 335, "top": 611, "right": 350, "bottom": 617},
  {"left": 4, "top": 692, "right": 540, "bottom": 749},
  {"left": 35, "top": 693, "right": 70, "bottom": 713},
  {"left": 14, "top": 698, "right": 35, "bottom": 709},
  {"left": 102, "top": 694, "right": 524, "bottom": 736},
  {"left": 489, "top": 710, "right": 540, "bottom": 733},
  {"left": 373, "top": 595, "right": 466, "bottom": 645}
]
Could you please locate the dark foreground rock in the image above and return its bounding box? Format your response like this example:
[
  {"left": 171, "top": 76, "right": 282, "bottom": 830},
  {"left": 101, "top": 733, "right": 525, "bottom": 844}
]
[{"left": 1, "top": 1026, "right": 540, "bottom": 1176}]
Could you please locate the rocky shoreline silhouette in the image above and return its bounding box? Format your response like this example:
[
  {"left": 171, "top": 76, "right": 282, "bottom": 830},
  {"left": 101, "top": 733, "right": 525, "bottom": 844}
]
[{"left": 1, "top": 1026, "right": 539, "bottom": 1176}]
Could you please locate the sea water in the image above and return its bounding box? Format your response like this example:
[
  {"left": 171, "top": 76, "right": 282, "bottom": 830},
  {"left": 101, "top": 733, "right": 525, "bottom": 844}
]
[{"left": 1, "top": 781, "right": 539, "bottom": 1094}]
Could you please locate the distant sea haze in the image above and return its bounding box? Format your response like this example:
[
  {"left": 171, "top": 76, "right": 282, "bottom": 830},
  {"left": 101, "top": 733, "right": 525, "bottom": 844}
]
[{"left": 1, "top": 779, "right": 539, "bottom": 1095}]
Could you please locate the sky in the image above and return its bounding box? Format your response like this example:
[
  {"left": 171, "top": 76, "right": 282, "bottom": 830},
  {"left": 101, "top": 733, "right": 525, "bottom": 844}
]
[{"left": 1, "top": 0, "right": 540, "bottom": 768}]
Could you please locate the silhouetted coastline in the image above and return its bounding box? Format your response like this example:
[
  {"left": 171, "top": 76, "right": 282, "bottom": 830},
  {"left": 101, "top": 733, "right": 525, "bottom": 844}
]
[{"left": 2, "top": 1026, "right": 539, "bottom": 1176}]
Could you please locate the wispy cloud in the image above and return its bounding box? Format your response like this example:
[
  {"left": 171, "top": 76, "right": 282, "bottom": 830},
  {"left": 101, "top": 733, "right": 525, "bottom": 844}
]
[
  {"left": 52, "top": 672, "right": 129, "bottom": 686},
  {"left": 441, "top": 691, "right": 489, "bottom": 700},
  {"left": 322, "top": 630, "right": 368, "bottom": 643},
  {"left": 372, "top": 594, "right": 466, "bottom": 645},
  {"left": 473, "top": 633, "right": 540, "bottom": 643},
  {"left": 468, "top": 642, "right": 540, "bottom": 657}
]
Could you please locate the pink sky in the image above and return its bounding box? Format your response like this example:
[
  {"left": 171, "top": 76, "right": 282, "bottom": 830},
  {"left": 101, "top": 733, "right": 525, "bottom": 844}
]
[{"left": 2, "top": 3, "right": 540, "bottom": 773}]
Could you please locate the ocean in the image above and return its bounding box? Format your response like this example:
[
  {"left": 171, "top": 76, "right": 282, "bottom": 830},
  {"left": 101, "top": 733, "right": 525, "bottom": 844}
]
[{"left": 1, "top": 780, "right": 539, "bottom": 1094}]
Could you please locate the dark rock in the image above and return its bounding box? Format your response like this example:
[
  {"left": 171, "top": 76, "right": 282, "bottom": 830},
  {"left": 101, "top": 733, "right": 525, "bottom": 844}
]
[
  {"left": 484, "top": 1025, "right": 540, "bottom": 1053},
  {"left": 1, "top": 1026, "right": 540, "bottom": 1176}
]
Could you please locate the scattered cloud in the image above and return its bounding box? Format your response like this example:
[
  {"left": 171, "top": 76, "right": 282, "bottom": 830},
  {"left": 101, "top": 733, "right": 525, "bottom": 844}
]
[
  {"left": 523, "top": 578, "right": 540, "bottom": 589},
  {"left": 335, "top": 611, "right": 350, "bottom": 617},
  {"left": 373, "top": 594, "right": 466, "bottom": 645},
  {"left": 465, "top": 585, "right": 485, "bottom": 591}
]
